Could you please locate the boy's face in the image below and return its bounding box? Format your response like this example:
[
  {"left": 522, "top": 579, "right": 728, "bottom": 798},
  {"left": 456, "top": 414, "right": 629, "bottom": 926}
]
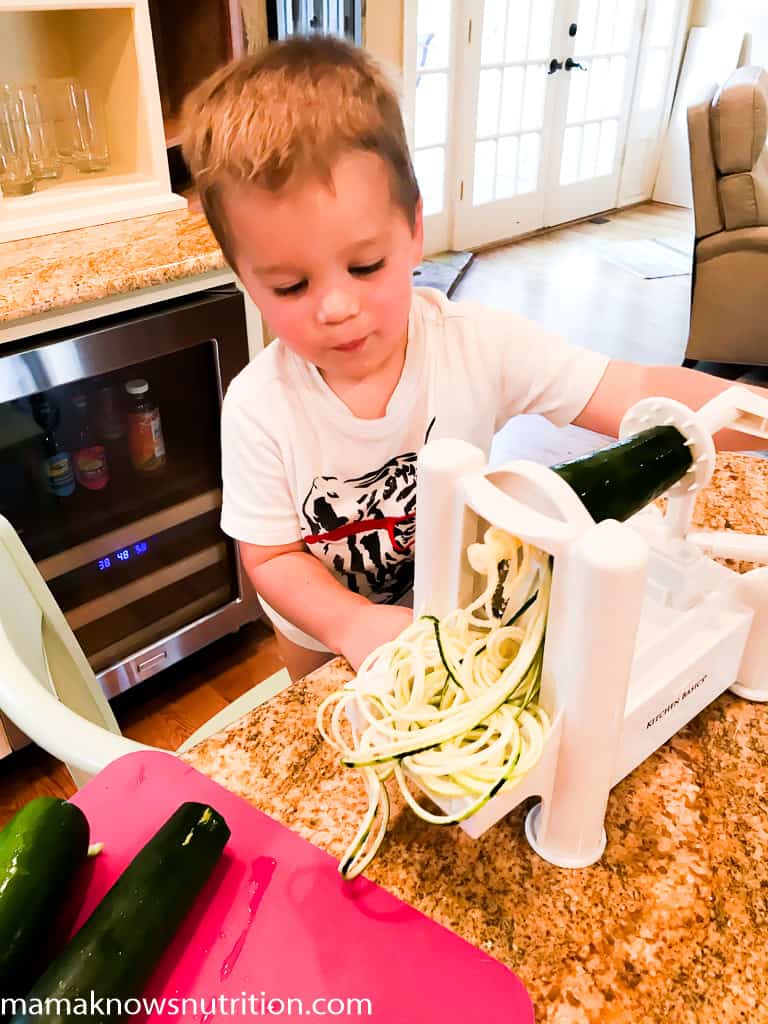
[{"left": 222, "top": 151, "right": 423, "bottom": 385}]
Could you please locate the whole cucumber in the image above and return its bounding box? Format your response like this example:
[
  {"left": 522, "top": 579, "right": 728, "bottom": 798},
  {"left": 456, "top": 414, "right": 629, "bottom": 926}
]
[
  {"left": 11, "top": 801, "right": 230, "bottom": 1024},
  {"left": 0, "top": 798, "right": 90, "bottom": 1007}
]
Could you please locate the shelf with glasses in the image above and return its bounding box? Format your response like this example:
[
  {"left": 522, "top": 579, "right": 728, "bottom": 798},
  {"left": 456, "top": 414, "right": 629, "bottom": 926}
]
[{"left": 0, "top": 0, "right": 185, "bottom": 242}]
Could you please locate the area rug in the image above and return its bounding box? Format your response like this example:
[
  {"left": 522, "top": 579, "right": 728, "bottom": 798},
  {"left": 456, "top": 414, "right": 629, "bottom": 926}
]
[
  {"left": 653, "top": 233, "right": 695, "bottom": 259},
  {"left": 599, "top": 238, "right": 692, "bottom": 279},
  {"left": 413, "top": 250, "right": 474, "bottom": 295}
]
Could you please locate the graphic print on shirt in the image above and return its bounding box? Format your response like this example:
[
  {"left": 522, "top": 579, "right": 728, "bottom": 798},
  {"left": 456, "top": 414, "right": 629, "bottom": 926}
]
[{"left": 300, "top": 418, "right": 436, "bottom": 603}]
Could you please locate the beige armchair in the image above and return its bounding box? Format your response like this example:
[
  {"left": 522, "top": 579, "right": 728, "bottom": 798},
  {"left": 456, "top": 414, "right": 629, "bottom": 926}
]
[{"left": 686, "top": 66, "right": 768, "bottom": 365}]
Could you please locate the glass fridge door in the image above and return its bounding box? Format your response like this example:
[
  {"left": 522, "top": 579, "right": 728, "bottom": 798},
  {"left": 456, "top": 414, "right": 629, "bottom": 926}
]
[{"left": 0, "top": 289, "right": 250, "bottom": 674}]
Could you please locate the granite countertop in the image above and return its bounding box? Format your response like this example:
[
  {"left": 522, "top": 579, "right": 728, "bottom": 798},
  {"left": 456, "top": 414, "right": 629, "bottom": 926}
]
[
  {"left": 0, "top": 208, "right": 225, "bottom": 325},
  {"left": 182, "top": 452, "right": 768, "bottom": 1024}
]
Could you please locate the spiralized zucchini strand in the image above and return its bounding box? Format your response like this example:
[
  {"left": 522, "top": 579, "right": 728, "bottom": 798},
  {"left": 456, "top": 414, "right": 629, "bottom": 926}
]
[{"left": 317, "top": 527, "right": 553, "bottom": 879}]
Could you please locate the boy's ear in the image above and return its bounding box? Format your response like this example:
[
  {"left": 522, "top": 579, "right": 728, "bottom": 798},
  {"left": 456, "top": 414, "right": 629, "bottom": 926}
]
[{"left": 411, "top": 196, "right": 425, "bottom": 267}]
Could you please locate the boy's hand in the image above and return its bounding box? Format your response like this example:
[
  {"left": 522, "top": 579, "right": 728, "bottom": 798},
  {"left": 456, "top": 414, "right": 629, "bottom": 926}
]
[{"left": 339, "top": 603, "right": 414, "bottom": 672}]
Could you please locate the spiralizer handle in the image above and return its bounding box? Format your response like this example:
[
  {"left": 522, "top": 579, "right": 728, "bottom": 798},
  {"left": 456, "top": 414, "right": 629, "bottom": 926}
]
[
  {"left": 462, "top": 475, "right": 588, "bottom": 559},
  {"left": 696, "top": 385, "right": 768, "bottom": 440}
]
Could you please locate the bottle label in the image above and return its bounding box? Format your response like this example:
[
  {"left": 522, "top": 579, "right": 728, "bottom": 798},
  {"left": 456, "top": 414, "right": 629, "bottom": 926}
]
[
  {"left": 128, "top": 410, "right": 166, "bottom": 471},
  {"left": 45, "top": 453, "right": 75, "bottom": 496},
  {"left": 74, "top": 445, "right": 109, "bottom": 490}
]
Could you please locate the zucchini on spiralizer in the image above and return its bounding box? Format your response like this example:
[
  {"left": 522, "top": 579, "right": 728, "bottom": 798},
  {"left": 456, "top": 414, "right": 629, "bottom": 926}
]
[
  {"left": 11, "top": 801, "right": 230, "bottom": 1024},
  {"left": 0, "top": 797, "right": 90, "bottom": 1009},
  {"left": 552, "top": 425, "right": 692, "bottom": 524}
]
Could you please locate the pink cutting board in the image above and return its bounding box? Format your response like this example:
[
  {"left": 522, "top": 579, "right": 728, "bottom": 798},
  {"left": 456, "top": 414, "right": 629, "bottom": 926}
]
[{"left": 70, "top": 750, "right": 533, "bottom": 1023}]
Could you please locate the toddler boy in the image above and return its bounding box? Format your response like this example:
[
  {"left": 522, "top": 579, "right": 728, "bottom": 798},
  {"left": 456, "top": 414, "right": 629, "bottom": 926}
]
[{"left": 182, "top": 35, "right": 765, "bottom": 680}]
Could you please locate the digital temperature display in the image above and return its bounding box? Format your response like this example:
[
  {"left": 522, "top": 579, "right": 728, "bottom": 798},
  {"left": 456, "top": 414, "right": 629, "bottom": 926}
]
[{"left": 97, "top": 540, "right": 149, "bottom": 571}]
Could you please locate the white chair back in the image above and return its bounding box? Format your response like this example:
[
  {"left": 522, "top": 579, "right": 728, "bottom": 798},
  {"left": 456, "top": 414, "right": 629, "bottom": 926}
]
[
  {"left": 0, "top": 515, "right": 290, "bottom": 787},
  {"left": 0, "top": 515, "right": 149, "bottom": 786}
]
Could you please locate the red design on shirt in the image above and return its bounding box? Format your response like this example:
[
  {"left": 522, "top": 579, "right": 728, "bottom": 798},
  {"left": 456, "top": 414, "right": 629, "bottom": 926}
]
[{"left": 303, "top": 511, "right": 416, "bottom": 554}]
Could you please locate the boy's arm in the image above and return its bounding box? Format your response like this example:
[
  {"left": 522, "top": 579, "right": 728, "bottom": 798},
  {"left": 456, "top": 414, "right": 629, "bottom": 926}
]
[
  {"left": 239, "top": 540, "right": 412, "bottom": 670},
  {"left": 574, "top": 360, "right": 768, "bottom": 451}
]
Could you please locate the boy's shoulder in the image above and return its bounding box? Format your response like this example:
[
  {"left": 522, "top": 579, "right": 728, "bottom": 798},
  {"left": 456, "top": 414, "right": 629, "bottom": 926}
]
[
  {"left": 412, "top": 286, "right": 533, "bottom": 341},
  {"left": 412, "top": 285, "right": 466, "bottom": 323},
  {"left": 224, "top": 337, "right": 297, "bottom": 409},
  {"left": 412, "top": 287, "right": 491, "bottom": 346},
  {"left": 222, "top": 340, "right": 308, "bottom": 440}
]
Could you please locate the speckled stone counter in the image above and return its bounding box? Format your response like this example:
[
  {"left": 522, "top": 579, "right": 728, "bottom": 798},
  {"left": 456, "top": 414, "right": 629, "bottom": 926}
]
[
  {"left": 0, "top": 208, "right": 225, "bottom": 324},
  {"left": 182, "top": 452, "right": 768, "bottom": 1024}
]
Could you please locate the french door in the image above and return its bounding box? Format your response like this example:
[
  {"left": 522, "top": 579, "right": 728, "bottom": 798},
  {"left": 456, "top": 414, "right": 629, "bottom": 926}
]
[{"left": 406, "top": 0, "right": 687, "bottom": 252}]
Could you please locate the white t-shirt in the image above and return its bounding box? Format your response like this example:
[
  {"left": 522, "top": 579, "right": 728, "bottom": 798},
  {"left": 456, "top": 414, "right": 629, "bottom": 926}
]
[{"left": 221, "top": 287, "right": 609, "bottom": 642}]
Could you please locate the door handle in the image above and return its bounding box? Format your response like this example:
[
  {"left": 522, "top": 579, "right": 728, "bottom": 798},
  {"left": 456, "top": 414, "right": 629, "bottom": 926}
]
[
  {"left": 548, "top": 58, "right": 563, "bottom": 75},
  {"left": 565, "top": 57, "right": 587, "bottom": 71}
]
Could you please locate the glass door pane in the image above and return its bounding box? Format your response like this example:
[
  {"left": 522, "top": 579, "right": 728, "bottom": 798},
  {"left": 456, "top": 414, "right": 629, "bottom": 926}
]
[
  {"left": 544, "top": 0, "right": 642, "bottom": 225},
  {"left": 413, "top": 0, "right": 453, "bottom": 218},
  {"left": 558, "top": 0, "right": 636, "bottom": 185},
  {"left": 452, "top": 0, "right": 567, "bottom": 250},
  {"left": 473, "top": 0, "right": 552, "bottom": 205}
]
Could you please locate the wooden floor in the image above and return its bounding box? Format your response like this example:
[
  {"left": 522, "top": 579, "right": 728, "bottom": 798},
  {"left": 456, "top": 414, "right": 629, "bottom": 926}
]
[
  {"left": 0, "top": 201, "right": 694, "bottom": 827},
  {"left": 455, "top": 200, "right": 693, "bottom": 366}
]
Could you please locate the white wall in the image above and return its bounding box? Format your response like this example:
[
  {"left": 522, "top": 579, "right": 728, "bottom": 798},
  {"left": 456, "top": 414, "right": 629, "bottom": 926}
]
[
  {"left": 364, "top": 0, "right": 404, "bottom": 70},
  {"left": 690, "top": 0, "right": 768, "bottom": 67}
]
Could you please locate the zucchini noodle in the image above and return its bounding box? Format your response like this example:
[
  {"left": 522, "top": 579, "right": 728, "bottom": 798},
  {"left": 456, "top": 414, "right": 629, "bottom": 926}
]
[{"left": 317, "top": 527, "right": 553, "bottom": 880}]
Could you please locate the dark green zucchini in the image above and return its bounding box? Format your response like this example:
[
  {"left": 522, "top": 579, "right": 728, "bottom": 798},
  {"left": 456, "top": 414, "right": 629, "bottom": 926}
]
[
  {"left": 0, "top": 797, "right": 90, "bottom": 1006},
  {"left": 551, "top": 425, "right": 692, "bottom": 523},
  {"left": 11, "top": 802, "right": 230, "bottom": 1024}
]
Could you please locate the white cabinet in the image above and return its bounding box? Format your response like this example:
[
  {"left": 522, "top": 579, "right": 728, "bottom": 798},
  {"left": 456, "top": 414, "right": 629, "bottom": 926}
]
[{"left": 0, "top": 0, "right": 185, "bottom": 242}]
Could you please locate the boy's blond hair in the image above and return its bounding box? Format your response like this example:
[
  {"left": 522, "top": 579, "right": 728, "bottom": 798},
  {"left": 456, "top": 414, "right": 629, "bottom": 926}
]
[{"left": 181, "top": 36, "right": 420, "bottom": 266}]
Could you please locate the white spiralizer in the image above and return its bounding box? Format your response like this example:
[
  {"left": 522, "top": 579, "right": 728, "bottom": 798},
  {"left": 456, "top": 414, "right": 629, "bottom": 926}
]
[{"left": 407, "top": 386, "right": 768, "bottom": 869}]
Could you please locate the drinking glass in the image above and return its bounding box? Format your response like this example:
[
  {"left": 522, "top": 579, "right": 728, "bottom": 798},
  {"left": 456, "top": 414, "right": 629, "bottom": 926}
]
[
  {"left": 39, "top": 77, "right": 78, "bottom": 160},
  {"left": 68, "top": 84, "right": 110, "bottom": 172},
  {"left": 0, "top": 94, "right": 34, "bottom": 196},
  {"left": 14, "top": 83, "right": 62, "bottom": 179}
]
